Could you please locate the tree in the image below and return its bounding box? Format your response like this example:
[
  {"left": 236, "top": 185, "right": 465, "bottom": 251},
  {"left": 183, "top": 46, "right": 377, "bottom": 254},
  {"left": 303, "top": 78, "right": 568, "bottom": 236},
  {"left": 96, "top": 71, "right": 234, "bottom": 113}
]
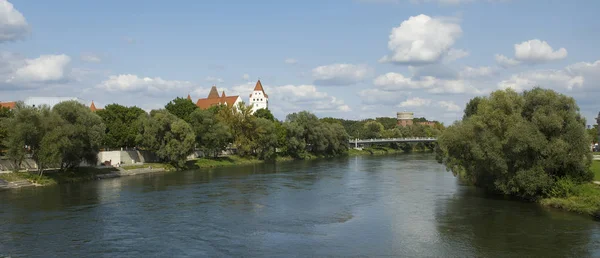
[
  {"left": 254, "top": 108, "right": 275, "bottom": 121},
  {"left": 375, "top": 117, "right": 398, "bottom": 130},
  {"left": 438, "top": 88, "right": 592, "bottom": 200},
  {"left": 587, "top": 125, "right": 598, "bottom": 144},
  {"left": 5, "top": 103, "right": 50, "bottom": 171},
  {"left": 217, "top": 102, "right": 256, "bottom": 157},
  {"left": 189, "top": 109, "right": 231, "bottom": 158},
  {"left": 0, "top": 106, "right": 13, "bottom": 152},
  {"left": 251, "top": 118, "right": 279, "bottom": 160},
  {"left": 137, "top": 110, "right": 196, "bottom": 168},
  {"left": 165, "top": 97, "right": 198, "bottom": 123},
  {"left": 39, "top": 101, "right": 106, "bottom": 171},
  {"left": 96, "top": 104, "right": 146, "bottom": 149},
  {"left": 362, "top": 121, "right": 384, "bottom": 139},
  {"left": 463, "top": 96, "right": 482, "bottom": 120}
]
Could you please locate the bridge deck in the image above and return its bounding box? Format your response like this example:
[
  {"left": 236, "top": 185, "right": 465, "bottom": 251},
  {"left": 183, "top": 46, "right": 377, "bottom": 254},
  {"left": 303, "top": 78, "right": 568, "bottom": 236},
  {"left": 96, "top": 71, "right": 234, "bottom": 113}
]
[{"left": 349, "top": 137, "right": 437, "bottom": 144}]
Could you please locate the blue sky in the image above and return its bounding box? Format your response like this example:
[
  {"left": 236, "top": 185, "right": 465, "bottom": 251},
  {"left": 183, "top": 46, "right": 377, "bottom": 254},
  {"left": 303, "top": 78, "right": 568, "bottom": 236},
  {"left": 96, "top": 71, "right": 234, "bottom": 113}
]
[{"left": 1, "top": 0, "right": 599, "bottom": 124}]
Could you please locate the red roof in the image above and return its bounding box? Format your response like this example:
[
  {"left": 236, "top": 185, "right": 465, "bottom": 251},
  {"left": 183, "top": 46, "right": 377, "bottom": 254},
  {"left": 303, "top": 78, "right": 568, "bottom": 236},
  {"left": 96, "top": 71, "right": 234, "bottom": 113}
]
[
  {"left": 90, "top": 101, "right": 102, "bottom": 112},
  {"left": 187, "top": 94, "right": 191, "bottom": 100},
  {"left": 249, "top": 80, "right": 268, "bottom": 98},
  {"left": 0, "top": 101, "right": 16, "bottom": 109},
  {"left": 195, "top": 86, "right": 240, "bottom": 109}
]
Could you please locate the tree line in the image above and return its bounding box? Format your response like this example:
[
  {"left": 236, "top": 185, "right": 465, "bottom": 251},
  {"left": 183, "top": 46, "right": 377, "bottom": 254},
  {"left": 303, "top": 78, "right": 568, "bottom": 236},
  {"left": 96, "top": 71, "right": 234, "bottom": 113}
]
[{"left": 436, "top": 87, "right": 593, "bottom": 200}]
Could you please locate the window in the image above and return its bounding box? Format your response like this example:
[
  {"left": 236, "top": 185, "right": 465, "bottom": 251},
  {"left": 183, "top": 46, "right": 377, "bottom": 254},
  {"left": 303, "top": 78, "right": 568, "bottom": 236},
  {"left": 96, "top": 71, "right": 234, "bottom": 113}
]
[{"left": 260, "top": 99, "right": 262, "bottom": 101}]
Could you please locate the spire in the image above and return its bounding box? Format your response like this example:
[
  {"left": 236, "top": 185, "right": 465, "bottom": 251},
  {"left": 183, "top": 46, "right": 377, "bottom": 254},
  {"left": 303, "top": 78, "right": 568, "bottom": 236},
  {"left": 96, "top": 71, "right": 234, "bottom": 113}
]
[
  {"left": 221, "top": 91, "right": 226, "bottom": 98},
  {"left": 254, "top": 80, "right": 264, "bottom": 91},
  {"left": 207, "top": 85, "right": 219, "bottom": 99},
  {"left": 90, "top": 101, "right": 97, "bottom": 112},
  {"left": 187, "top": 93, "right": 191, "bottom": 101}
]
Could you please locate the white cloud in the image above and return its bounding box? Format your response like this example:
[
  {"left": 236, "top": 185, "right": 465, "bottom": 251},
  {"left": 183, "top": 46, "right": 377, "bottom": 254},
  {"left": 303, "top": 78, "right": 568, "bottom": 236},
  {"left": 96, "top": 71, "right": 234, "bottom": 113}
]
[
  {"left": 284, "top": 58, "right": 298, "bottom": 65},
  {"left": 438, "top": 100, "right": 461, "bottom": 112},
  {"left": 373, "top": 72, "right": 480, "bottom": 94},
  {"left": 312, "top": 63, "right": 372, "bottom": 85},
  {"left": 459, "top": 66, "right": 495, "bottom": 78},
  {"left": 398, "top": 97, "right": 432, "bottom": 107},
  {"left": 10, "top": 54, "right": 71, "bottom": 83},
  {"left": 495, "top": 54, "right": 521, "bottom": 68},
  {"left": 97, "top": 74, "right": 194, "bottom": 96},
  {"left": 444, "top": 48, "right": 469, "bottom": 62},
  {"left": 498, "top": 70, "right": 584, "bottom": 91},
  {"left": 242, "top": 73, "right": 250, "bottom": 80},
  {"left": 359, "top": 88, "right": 408, "bottom": 105},
  {"left": 380, "top": 14, "right": 462, "bottom": 65},
  {"left": 0, "top": 0, "right": 29, "bottom": 42},
  {"left": 495, "top": 39, "right": 567, "bottom": 67},
  {"left": 514, "top": 39, "right": 567, "bottom": 63},
  {"left": 205, "top": 76, "right": 224, "bottom": 84},
  {"left": 80, "top": 53, "right": 101, "bottom": 63}
]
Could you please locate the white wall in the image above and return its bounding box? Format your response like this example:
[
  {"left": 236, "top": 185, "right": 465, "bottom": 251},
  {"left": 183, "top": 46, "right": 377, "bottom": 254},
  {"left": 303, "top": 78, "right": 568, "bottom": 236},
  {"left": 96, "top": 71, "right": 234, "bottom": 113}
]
[{"left": 249, "top": 90, "right": 268, "bottom": 113}]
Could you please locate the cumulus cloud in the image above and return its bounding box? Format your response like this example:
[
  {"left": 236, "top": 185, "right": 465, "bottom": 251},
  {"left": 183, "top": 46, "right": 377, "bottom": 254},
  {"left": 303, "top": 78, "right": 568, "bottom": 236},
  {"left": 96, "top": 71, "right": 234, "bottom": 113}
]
[
  {"left": 97, "top": 74, "right": 194, "bottom": 96},
  {"left": 9, "top": 54, "right": 71, "bottom": 83},
  {"left": 444, "top": 48, "right": 469, "bottom": 62},
  {"left": 0, "top": 0, "right": 29, "bottom": 42},
  {"left": 380, "top": 14, "right": 462, "bottom": 65},
  {"left": 205, "top": 76, "right": 224, "bottom": 84},
  {"left": 358, "top": 88, "right": 410, "bottom": 105},
  {"left": 495, "top": 39, "right": 567, "bottom": 67},
  {"left": 312, "top": 63, "right": 372, "bottom": 85},
  {"left": 459, "top": 66, "right": 495, "bottom": 78},
  {"left": 80, "top": 53, "right": 102, "bottom": 63},
  {"left": 438, "top": 100, "right": 461, "bottom": 112},
  {"left": 284, "top": 58, "right": 298, "bottom": 65},
  {"left": 498, "top": 70, "right": 584, "bottom": 91},
  {"left": 373, "top": 72, "right": 481, "bottom": 94},
  {"left": 398, "top": 97, "right": 432, "bottom": 107}
]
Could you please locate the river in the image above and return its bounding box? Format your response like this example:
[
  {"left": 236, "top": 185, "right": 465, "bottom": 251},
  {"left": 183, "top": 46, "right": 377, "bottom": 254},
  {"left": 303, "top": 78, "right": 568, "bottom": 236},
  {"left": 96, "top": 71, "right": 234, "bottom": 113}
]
[{"left": 1, "top": 154, "right": 599, "bottom": 257}]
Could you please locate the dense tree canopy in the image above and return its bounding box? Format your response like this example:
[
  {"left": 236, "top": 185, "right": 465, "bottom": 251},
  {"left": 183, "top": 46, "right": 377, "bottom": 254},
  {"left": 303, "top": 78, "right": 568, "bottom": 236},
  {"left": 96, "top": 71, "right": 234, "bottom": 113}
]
[
  {"left": 137, "top": 110, "right": 196, "bottom": 168},
  {"left": 165, "top": 97, "right": 198, "bottom": 123},
  {"left": 437, "top": 88, "right": 592, "bottom": 199},
  {"left": 189, "top": 109, "right": 231, "bottom": 158},
  {"left": 253, "top": 108, "right": 275, "bottom": 122},
  {"left": 96, "top": 104, "right": 146, "bottom": 149}
]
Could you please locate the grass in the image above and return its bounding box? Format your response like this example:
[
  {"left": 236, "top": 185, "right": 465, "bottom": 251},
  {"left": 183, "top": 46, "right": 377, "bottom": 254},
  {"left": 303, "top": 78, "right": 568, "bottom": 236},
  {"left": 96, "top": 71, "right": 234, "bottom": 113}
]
[
  {"left": 540, "top": 183, "right": 600, "bottom": 216},
  {"left": 0, "top": 167, "right": 119, "bottom": 186},
  {"left": 591, "top": 160, "right": 600, "bottom": 181},
  {"left": 121, "top": 163, "right": 174, "bottom": 171},
  {"left": 190, "top": 155, "right": 264, "bottom": 168}
]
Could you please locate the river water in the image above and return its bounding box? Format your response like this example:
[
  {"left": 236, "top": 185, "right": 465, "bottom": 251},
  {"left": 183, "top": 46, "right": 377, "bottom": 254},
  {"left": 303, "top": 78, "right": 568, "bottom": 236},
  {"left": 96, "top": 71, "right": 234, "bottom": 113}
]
[{"left": 1, "top": 154, "right": 599, "bottom": 257}]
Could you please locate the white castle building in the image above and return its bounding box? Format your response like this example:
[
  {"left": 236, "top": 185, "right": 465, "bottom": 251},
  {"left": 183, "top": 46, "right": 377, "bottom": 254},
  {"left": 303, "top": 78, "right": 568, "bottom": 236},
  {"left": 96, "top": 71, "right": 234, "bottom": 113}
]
[{"left": 249, "top": 80, "right": 268, "bottom": 113}]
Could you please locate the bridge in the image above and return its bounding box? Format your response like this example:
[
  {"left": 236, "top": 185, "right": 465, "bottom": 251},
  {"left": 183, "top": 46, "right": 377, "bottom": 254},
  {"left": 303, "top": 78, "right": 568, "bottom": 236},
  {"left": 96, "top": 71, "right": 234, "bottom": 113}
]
[{"left": 349, "top": 137, "right": 437, "bottom": 148}]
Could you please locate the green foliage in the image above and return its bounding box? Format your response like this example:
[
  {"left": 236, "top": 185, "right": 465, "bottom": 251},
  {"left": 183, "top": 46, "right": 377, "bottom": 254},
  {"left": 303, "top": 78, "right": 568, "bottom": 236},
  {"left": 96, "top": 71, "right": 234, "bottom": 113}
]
[
  {"left": 375, "top": 117, "right": 398, "bottom": 130},
  {"left": 253, "top": 108, "right": 275, "bottom": 121},
  {"left": 193, "top": 155, "right": 263, "bottom": 168},
  {"left": 189, "top": 108, "right": 232, "bottom": 158},
  {"left": 362, "top": 121, "right": 384, "bottom": 139},
  {"left": 165, "top": 97, "right": 198, "bottom": 123},
  {"left": 252, "top": 118, "right": 279, "bottom": 160},
  {"left": 587, "top": 125, "right": 598, "bottom": 144},
  {"left": 541, "top": 183, "right": 600, "bottom": 216},
  {"left": 96, "top": 104, "right": 146, "bottom": 148},
  {"left": 438, "top": 88, "right": 592, "bottom": 200},
  {"left": 463, "top": 96, "right": 482, "bottom": 120},
  {"left": 137, "top": 110, "right": 195, "bottom": 168},
  {"left": 0, "top": 106, "right": 14, "bottom": 151},
  {"left": 592, "top": 161, "right": 600, "bottom": 181},
  {"left": 284, "top": 111, "right": 349, "bottom": 158}
]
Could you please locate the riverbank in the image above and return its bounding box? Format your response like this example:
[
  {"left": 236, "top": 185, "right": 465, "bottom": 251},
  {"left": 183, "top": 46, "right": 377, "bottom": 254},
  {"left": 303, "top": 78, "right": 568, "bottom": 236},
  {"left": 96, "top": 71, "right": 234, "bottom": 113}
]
[{"left": 539, "top": 160, "right": 600, "bottom": 218}]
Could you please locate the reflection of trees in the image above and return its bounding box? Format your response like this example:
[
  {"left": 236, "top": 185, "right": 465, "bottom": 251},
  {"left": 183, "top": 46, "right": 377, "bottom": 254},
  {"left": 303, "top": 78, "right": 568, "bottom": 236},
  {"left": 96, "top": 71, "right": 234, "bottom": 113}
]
[{"left": 434, "top": 186, "right": 597, "bottom": 257}]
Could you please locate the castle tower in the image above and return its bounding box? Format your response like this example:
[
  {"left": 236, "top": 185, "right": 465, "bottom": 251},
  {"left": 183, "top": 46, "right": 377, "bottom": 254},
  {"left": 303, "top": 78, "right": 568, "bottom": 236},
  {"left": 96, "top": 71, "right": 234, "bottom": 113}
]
[{"left": 249, "top": 80, "right": 268, "bottom": 113}]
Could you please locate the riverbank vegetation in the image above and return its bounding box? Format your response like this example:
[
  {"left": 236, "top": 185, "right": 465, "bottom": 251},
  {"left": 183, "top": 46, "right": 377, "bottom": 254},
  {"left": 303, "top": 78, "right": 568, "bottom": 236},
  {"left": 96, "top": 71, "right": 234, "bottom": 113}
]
[
  {"left": 0, "top": 167, "right": 118, "bottom": 185},
  {"left": 436, "top": 87, "right": 600, "bottom": 217}
]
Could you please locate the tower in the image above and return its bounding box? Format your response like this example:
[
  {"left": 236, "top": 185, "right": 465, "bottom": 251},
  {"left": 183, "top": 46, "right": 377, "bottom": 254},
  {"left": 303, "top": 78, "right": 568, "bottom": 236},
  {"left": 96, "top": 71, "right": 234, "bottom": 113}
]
[{"left": 249, "top": 80, "right": 268, "bottom": 113}]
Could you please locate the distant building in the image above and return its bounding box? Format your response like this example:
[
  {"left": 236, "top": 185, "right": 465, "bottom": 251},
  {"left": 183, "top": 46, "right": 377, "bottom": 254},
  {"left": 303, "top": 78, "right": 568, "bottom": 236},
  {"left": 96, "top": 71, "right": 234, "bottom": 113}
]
[
  {"left": 418, "top": 121, "right": 436, "bottom": 127},
  {"left": 397, "top": 112, "right": 414, "bottom": 127},
  {"left": 195, "top": 85, "right": 242, "bottom": 110},
  {"left": 0, "top": 97, "right": 99, "bottom": 111},
  {"left": 249, "top": 80, "right": 268, "bottom": 113}
]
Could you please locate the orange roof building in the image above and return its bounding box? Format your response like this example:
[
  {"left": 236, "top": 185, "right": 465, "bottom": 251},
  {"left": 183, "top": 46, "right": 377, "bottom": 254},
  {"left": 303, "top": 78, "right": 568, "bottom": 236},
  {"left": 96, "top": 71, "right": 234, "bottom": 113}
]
[
  {"left": 0, "top": 101, "right": 16, "bottom": 109},
  {"left": 195, "top": 85, "right": 242, "bottom": 110},
  {"left": 249, "top": 80, "right": 268, "bottom": 113},
  {"left": 90, "top": 101, "right": 102, "bottom": 112}
]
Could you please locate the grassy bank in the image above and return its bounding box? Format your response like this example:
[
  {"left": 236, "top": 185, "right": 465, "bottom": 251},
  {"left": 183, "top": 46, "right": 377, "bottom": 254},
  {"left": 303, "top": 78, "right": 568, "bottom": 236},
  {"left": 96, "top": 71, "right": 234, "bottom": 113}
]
[
  {"left": 0, "top": 167, "right": 118, "bottom": 186},
  {"left": 540, "top": 161, "right": 600, "bottom": 217},
  {"left": 121, "top": 163, "right": 174, "bottom": 171},
  {"left": 190, "top": 155, "right": 265, "bottom": 168}
]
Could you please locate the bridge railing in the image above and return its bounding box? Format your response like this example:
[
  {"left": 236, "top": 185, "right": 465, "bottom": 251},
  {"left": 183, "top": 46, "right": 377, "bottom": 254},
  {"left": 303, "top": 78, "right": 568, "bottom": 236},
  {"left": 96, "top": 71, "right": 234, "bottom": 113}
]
[{"left": 349, "top": 137, "right": 437, "bottom": 142}]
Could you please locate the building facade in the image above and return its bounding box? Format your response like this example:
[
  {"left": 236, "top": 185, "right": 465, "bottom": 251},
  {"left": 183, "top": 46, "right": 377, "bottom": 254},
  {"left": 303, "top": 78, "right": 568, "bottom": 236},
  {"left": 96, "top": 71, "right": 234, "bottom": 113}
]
[
  {"left": 195, "top": 86, "right": 242, "bottom": 110},
  {"left": 397, "top": 112, "right": 414, "bottom": 127},
  {"left": 249, "top": 80, "right": 268, "bottom": 113}
]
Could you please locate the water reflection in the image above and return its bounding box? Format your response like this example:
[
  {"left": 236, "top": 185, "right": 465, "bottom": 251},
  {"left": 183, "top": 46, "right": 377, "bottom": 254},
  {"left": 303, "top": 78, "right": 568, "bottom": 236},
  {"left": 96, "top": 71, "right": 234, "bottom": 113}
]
[{"left": 0, "top": 154, "right": 599, "bottom": 257}]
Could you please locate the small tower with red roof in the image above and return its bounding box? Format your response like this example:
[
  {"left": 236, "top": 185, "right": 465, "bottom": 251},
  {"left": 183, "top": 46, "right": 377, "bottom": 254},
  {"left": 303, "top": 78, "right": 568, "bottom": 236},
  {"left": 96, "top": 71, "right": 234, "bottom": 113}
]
[{"left": 249, "top": 80, "right": 268, "bottom": 113}]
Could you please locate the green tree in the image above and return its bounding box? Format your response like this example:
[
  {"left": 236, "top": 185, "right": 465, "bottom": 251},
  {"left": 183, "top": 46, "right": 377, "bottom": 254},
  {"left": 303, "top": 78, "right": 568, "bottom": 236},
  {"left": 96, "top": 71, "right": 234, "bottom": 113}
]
[
  {"left": 0, "top": 106, "right": 13, "bottom": 152},
  {"left": 5, "top": 103, "right": 50, "bottom": 171},
  {"left": 251, "top": 118, "right": 279, "bottom": 160},
  {"left": 253, "top": 108, "right": 275, "bottom": 121},
  {"left": 438, "top": 88, "right": 592, "bottom": 200},
  {"left": 39, "top": 101, "right": 106, "bottom": 171},
  {"left": 96, "top": 104, "right": 146, "bottom": 149},
  {"left": 362, "top": 121, "right": 384, "bottom": 139},
  {"left": 587, "top": 125, "right": 598, "bottom": 144},
  {"left": 165, "top": 97, "right": 198, "bottom": 123},
  {"left": 137, "top": 110, "right": 195, "bottom": 168},
  {"left": 217, "top": 102, "right": 256, "bottom": 157},
  {"left": 463, "top": 96, "right": 482, "bottom": 120},
  {"left": 189, "top": 109, "right": 232, "bottom": 157},
  {"left": 375, "top": 117, "right": 398, "bottom": 130}
]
